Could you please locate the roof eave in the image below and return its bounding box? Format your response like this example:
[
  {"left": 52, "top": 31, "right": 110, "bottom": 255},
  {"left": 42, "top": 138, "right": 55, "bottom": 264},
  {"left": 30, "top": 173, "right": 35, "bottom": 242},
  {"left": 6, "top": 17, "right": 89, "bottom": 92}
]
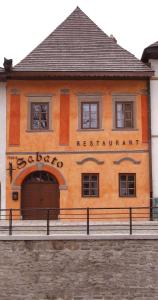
[
  {"left": 0, "top": 71, "right": 7, "bottom": 81},
  {"left": 6, "top": 70, "right": 154, "bottom": 80}
]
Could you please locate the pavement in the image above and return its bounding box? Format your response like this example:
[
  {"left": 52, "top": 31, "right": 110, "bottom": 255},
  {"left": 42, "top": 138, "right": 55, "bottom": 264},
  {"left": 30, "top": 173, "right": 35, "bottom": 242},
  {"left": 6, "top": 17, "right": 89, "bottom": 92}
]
[{"left": 1, "top": 219, "right": 158, "bottom": 236}]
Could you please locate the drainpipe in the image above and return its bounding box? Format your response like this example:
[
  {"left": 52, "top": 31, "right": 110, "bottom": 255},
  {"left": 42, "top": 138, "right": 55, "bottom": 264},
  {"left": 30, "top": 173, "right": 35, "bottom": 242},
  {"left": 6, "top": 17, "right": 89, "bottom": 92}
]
[{"left": 147, "top": 78, "right": 153, "bottom": 220}]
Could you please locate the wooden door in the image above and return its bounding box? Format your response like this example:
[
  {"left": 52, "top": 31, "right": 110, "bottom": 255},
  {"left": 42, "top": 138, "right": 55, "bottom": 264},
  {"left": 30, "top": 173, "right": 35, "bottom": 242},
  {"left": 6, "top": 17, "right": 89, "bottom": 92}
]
[{"left": 21, "top": 171, "right": 60, "bottom": 220}]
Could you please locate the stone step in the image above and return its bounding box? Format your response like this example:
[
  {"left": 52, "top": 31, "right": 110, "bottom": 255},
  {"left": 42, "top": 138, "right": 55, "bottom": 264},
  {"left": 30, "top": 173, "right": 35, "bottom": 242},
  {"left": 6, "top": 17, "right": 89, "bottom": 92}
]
[{"left": 1, "top": 220, "right": 158, "bottom": 235}]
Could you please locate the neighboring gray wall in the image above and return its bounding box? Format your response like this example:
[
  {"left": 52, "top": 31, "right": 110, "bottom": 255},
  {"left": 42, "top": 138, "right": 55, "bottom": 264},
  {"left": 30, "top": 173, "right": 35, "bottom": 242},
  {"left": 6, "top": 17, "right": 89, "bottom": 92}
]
[{"left": 0, "top": 239, "right": 158, "bottom": 300}]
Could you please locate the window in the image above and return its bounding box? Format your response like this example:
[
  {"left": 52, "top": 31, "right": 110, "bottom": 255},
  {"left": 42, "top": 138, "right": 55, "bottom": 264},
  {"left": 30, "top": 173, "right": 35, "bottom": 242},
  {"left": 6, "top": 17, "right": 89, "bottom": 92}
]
[
  {"left": 27, "top": 96, "right": 52, "bottom": 131},
  {"left": 112, "top": 94, "right": 137, "bottom": 130},
  {"left": 119, "top": 173, "right": 136, "bottom": 197},
  {"left": 82, "top": 173, "right": 99, "bottom": 197},
  {"left": 116, "top": 102, "right": 133, "bottom": 129},
  {"left": 31, "top": 102, "right": 49, "bottom": 130},
  {"left": 81, "top": 102, "right": 99, "bottom": 129},
  {"left": 77, "top": 94, "right": 102, "bottom": 130}
]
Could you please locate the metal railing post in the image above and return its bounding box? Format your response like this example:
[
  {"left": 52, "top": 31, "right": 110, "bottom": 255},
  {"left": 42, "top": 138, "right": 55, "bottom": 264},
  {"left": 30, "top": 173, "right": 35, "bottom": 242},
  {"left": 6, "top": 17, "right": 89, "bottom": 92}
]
[
  {"left": 129, "top": 207, "right": 132, "bottom": 235},
  {"left": 87, "top": 207, "right": 89, "bottom": 235},
  {"left": 150, "top": 203, "right": 153, "bottom": 221},
  {"left": 47, "top": 209, "right": 50, "bottom": 235},
  {"left": 9, "top": 209, "right": 13, "bottom": 236}
]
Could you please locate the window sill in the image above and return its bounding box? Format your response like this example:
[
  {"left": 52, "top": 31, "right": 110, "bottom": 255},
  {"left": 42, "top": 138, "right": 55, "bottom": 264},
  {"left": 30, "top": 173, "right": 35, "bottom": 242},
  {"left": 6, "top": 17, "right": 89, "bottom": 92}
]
[
  {"left": 77, "top": 128, "right": 104, "bottom": 132},
  {"left": 119, "top": 196, "right": 136, "bottom": 198},
  {"left": 26, "top": 129, "right": 54, "bottom": 133},
  {"left": 82, "top": 196, "right": 99, "bottom": 198},
  {"left": 112, "top": 128, "right": 139, "bottom": 131}
]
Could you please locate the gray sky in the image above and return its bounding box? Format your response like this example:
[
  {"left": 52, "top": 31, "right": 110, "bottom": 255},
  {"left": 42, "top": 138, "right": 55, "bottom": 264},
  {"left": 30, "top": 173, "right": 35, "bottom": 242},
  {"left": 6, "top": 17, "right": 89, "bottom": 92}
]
[{"left": 0, "top": 0, "right": 157, "bottom": 67}]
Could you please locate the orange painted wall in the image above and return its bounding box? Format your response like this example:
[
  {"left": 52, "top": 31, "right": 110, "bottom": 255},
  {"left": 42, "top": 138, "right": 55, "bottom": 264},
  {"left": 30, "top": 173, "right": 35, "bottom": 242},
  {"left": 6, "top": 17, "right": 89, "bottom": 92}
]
[
  {"left": 59, "top": 92, "right": 70, "bottom": 145},
  {"left": 9, "top": 94, "right": 20, "bottom": 145},
  {"left": 6, "top": 79, "right": 150, "bottom": 217}
]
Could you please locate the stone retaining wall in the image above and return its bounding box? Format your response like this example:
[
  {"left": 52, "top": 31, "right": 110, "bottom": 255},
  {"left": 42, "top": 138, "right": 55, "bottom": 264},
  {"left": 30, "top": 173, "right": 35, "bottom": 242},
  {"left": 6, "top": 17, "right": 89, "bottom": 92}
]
[{"left": 0, "top": 239, "right": 157, "bottom": 300}]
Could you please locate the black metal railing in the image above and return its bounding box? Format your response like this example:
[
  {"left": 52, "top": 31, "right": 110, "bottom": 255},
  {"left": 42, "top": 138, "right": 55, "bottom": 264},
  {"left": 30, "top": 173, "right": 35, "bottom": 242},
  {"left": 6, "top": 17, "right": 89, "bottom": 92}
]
[{"left": 0, "top": 206, "right": 158, "bottom": 236}]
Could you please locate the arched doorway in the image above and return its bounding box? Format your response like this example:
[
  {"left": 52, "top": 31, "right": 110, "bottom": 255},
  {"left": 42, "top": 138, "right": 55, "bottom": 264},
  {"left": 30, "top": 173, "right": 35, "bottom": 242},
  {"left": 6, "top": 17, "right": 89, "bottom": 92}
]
[{"left": 21, "top": 171, "right": 60, "bottom": 220}]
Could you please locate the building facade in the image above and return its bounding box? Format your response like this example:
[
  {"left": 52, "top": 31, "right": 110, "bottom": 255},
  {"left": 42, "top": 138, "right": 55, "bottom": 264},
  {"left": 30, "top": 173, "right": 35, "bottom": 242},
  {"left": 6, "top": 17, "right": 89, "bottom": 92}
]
[
  {"left": 5, "top": 7, "right": 153, "bottom": 219},
  {"left": 142, "top": 42, "right": 158, "bottom": 208}
]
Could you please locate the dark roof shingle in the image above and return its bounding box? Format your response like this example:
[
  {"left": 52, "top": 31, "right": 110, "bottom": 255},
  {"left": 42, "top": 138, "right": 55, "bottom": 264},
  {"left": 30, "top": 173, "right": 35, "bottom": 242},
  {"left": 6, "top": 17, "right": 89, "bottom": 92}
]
[
  {"left": 14, "top": 7, "right": 152, "bottom": 76},
  {"left": 142, "top": 41, "right": 158, "bottom": 63}
]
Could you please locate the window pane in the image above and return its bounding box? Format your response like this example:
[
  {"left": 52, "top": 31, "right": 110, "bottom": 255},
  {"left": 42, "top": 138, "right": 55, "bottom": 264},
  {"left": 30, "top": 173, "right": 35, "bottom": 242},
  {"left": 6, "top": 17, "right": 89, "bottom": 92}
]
[
  {"left": 81, "top": 102, "right": 99, "bottom": 129},
  {"left": 128, "top": 175, "right": 134, "bottom": 181},
  {"left": 83, "top": 175, "right": 90, "bottom": 181},
  {"left": 91, "top": 113, "right": 97, "bottom": 128},
  {"left": 124, "top": 103, "right": 133, "bottom": 128},
  {"left": 90, "top": 103, "right": 98, "bottom": 128},
  {"left": 32, "top": 104, "right": 41, "bottom": 112},
  {"left": 41, "top": 120, "right": 48, "bottom": 129},
  {"left": 32, "top": 120, "right": 40, "bottom": 129},
  {"left": 124, "top": 103, "right": 132, "bottom": 111},
  {"left": 91, "top": 182, "right": 97, "bottom": 188},
  {"left": 128, "top": 182, "right": 134, "bottom": 189},
  {"left": 91, "top": 175, "right": 97, "bottom": 181},
  {"left": 91, "top": 189, "right": 98, "bottom": 196},
  {"left": 120, "top": 181, "right": 126, "bottom": 189},
  {"left": 116, "top": 103, "right": 123, "bottom": 128},
  {"left": 120, "top": 188, "right": 127, "bottom": 196},
  {"left": 125, "top": 121, "right": 132, "bottom": 128},
  {"left": 33, "top": 112, "right": 39, "bottom": 119},
  {"left": 128, "top": 189, "right": 135, "bottom": 196},
  {"left": 41, "top": 104, "right": 48, "bottom": 112},
  {"left": 120, "top": 175, "right": 126, "bottom": 181},
  {"left": 83, "top": 189, "right": 90, "bottom": 196},
  {"left": 41, "top": 172, "right": 49, "bottom": 182},
  {"left": 82, "top": 104, "right": 90, "bottom": 128},
  {"left": 83, "top": 104, "right": 89, "bottom": 111},
  {"left": 84, "top": 183, "right": 89, "bottom": 189},
  {"left": 31, "top": 103, "right": 49, "bottom": 130},
  {"left": 125, "top": 110, "right": 132, "bottom": 118},
  {"left": 91, "top": 104, "right": 97, "bottom": 112}
]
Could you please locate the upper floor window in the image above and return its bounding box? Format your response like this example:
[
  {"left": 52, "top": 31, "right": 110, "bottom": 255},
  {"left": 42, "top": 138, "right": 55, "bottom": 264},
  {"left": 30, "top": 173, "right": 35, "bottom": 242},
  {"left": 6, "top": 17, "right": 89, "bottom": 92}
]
[
  {"left": 78, "top": 94, "right": 102, "bottom": 130},
  {"left": 81, "top": 102, "right": 99, "bottom": 129},
  {"left": 112, "top": 94, "right": 137, "bottom": 130},
  {"left": 116, "top": 102, "right": 133, "bottom": 129},
  {"left": 27, "top": 95, "right": 52, "bottom": 132},
  {"left": 31, "top": 102, "right": 49, "bottom": 130}
]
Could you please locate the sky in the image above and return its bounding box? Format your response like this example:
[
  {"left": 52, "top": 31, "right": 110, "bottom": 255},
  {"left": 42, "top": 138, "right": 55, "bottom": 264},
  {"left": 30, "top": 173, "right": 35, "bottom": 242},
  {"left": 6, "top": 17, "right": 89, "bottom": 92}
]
[{"left": 0, "top": 0, "right": 158, "bottom": 67}]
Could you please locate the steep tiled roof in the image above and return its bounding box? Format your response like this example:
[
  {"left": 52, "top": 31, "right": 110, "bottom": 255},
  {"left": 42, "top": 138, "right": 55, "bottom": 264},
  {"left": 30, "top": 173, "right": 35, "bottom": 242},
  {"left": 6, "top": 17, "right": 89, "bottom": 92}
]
[
  {"left": 142, "top": 41, "right": 158, "bottom": 63},
  {"left": 14, "top": 7, "right": 152, "bottom": 76}
]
